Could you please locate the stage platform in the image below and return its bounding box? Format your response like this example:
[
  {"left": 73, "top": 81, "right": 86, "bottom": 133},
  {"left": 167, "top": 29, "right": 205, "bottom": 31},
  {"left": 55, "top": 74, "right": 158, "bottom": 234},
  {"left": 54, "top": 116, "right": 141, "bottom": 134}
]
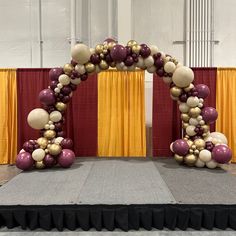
[{"left": 0, "top": 158, "right": 236, "bottom": 231}]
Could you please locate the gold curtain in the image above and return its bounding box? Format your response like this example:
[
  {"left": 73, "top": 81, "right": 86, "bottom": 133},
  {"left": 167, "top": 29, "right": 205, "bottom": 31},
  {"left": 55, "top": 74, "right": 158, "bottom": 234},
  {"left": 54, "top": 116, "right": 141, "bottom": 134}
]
[
  {"left": 0, "top": 69, "right": 18, "bottom": 164},
  {"left": 98, "top": 70, "right": 146, "bottom": 157},
  {"left": 216, "top": 68, "right": 236, "bottom": 162}
]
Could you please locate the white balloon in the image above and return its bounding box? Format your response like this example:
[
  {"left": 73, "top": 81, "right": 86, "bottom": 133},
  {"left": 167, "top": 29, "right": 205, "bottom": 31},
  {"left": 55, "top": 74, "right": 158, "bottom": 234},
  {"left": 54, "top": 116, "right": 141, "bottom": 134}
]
[
  {"left": 195, "top": 158, "right": 205, "bottom": 167},
  {"left": 90, "top": 48, "right": 95, "bottom": 54},
  {"left": 49, "top": 124, "right": 55, "bottom": 130},
  {"left": 170, "top": 142, "right": 174, "bottom": 152},
  {"left": 177, "top": 62, "right": 182, "bottom": 68},
  {"left": 206, "top": 160, "right": 218, "bottom": 169},
  {"left": 160, "top": 52, "right": 166, "bottom": 59},
  {"left": 186, "top": 125, "right": 197, "bottom": 136},
  {"left": 136, "top": 57, "right": 144, "bottom": 68},
  {"left": 54, "top": 137, "right": 64, "bottom": 144},
  {"left": 70, "top": 78, "right": 81, "bottom": 85},
  {"left": 199, "top": 149, "right": 212, "bottom": 162},
  {"left": 189, "top": 118, "right": 199, "bottom": 126},
  {"left": 163, "top": 76, "right": 172, "bottom": 84},
  {"left": 49, "top": 111, "right": 62, "bottom": 122},
  {"left": 54, "top": 88, "right": 60, "bottom": 93},
  {"left": 147, "top": 65, "right": 156, "bottom": 73},
  {"left": 32, "top": 148, "right": 45, "bottom": 162},
  {"left": 75, "top": 64, "right": 86, "bottom": 74},
  {"left": 209, "top": 132, "right": 228, "bottom": 145},
  {"left": 57, "top": 83, "right": 63, "bottom": 89},
  {"left": 19, "top": 149, "right": 25, "bottom": 153},
  {"left": 144, "top": 56, "right": 154, "bottom": 67},
  {"left": 172, "top": 66, "right": 194, "bottom": 88},
  {"left": 164, "top": 61, "right": 176, "bottom": 73},
  {"left": 187, "top": 96, "right": 199, "bottom": 108},
  {"left": 127, "top": 65, "right": 135, "bottom": 71},
  {"left": 150, "top": 45, "right": 159, "bottom": 55},
  {"left": 27, "top": 108, "right": 49, "bottom": 130},
  {"left": 44, "top": 124, "right": 50, "bottom": 129},
  {"left": 58, "top": 74, "right": 70, "bottom": 85},
  {"left": 179, "top": 103, "right": 190, "bottom": 113},
  {"left": 71, "top": 43, "right": 91, "bottom": 64}
]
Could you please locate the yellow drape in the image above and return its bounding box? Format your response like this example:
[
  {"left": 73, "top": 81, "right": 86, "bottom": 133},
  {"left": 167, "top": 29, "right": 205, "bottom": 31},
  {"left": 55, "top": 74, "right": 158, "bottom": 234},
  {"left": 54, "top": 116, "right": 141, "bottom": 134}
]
[
  {"left": 216, "top": 68, "right": 236, "bottom": 162},
  {"left": 98, "top": 70, "right": 146, "bottom": 157},
  {"left": 0, "top": 69, "right": 18, "bottom": 164}
]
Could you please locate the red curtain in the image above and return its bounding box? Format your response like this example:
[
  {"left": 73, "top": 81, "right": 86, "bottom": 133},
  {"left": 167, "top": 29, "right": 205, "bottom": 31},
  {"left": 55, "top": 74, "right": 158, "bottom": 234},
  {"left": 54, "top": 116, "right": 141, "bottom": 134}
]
[
  {"left": 152, "top": 75, "right": 181, "bottom": 157},
  {"left": 191, "top": 68, "right": 217, "bottom": 131},
  {"left": 17, "top": 69, "right": 97, "bottom": 156}
]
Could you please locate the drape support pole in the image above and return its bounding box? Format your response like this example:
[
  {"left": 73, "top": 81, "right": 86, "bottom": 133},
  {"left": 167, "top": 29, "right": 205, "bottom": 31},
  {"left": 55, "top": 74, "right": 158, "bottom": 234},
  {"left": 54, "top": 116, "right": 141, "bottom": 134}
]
[
  {"left": 70, "top": 0, "right": 76, "bottom": 50},
  {"left": 38, "top": 0, "right": 43, "bottom": 67}
]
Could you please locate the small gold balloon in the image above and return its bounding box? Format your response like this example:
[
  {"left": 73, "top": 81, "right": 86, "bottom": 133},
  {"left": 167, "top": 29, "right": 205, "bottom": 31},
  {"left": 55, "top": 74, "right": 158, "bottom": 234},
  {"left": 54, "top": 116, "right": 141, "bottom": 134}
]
[
  {"left": 194, "top": 149, "right": 200, "bottom": 155},
  {"left": 185, "top": 135, "right": 190, "bottom": 139},
  {"left": 187, "top": 140, "right": 193, "bottom": 147},
  {"left": 182, "top": 122, "right": 189, "bottom": 129},
  {"left": 99, "top": 60, "right": 109, "bottom": 70},
  {"left": 170, "top": 86, "right": 182, "bottom": 97},
  {"left": 110, "top": 62, "right": 116, "bottom": 68},
  {"left": 132, "top": 44, "right": 141, "bottom": 54},
  {"left": 108, "top": 41, "right": 116, "bottom": 50},
  {"left": 103, "top": 44, "right": 109, "bottom": 50},
  {"left": 194, "top": 139, "right": 205, "bottom": 149},
  {"left": 63, "top": 63, "right": 74, "bottom": 75},
  {"left": 202, "top": 125, "right": 210, "bottom": 133},
  {"left": 174, "top": 154, "right": 184, "bottom": 163},
  {"left": 202, "top": 133, "right": 207, "bottom": 137},
  {"left": 100, "top": 53, "right": 105, "bottom": 59},
  {"left": 127, "top": 40, "right": 138, "bottom": 47},
  {"left": 184, "top": 83, "right": 194, "bottom": 92},
  {"left": 48, "top": 143, "right": 62, "bottom": 155},
  {"left": 85, "top": 62, "right": 95, "bottom": 73},
  {"left": 103, "top": 49, "right": 108, "bottom": 54},
  {"left": 184, "top": 154, "right": 197, "bottom": 165},
  {"left": 95, "top": 44, "right": 104, "bottom": 54},
  {"left": 37, "top": 137, "right": 48, "bottom": 149},
  {"left": 44, "top": 130, "right": 56, "bottom": 139},
  {"left": 35, "top": 161, "right": 45, "bottom": 169},
  {"left": 189, "top": 107, "right": 201, "bottom": 118},
  {"left": 191, "top": 145, "right": 196, "bottom": 150},
  {"left": 181, "top": 113, "right": 190, "bottom": 122},
  {"left": 56, "top": 102, "right": 67, "bottom": 112},
  {"left": 189, "top": 149, "right": 194, "bottom": 154}
]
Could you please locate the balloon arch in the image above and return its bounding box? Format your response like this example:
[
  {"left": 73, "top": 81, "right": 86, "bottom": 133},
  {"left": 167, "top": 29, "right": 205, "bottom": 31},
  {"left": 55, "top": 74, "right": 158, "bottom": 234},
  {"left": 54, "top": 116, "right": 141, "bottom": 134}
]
[{"left": 16, "top": 39, "right": 232, "bottom": 170}]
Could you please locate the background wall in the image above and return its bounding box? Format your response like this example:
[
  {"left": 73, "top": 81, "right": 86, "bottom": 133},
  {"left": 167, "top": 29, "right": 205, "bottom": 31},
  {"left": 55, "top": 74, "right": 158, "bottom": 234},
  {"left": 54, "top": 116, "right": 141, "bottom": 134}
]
[{"left": 0, "top": 0, "right": 235, "bottom": 125}]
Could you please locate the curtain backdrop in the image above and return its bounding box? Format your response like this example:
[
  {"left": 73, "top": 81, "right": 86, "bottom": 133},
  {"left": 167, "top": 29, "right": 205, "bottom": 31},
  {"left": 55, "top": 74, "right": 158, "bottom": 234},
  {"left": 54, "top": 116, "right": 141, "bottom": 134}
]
[
  {"left": 152, "top": 75, "right": 181, "bottom": 157},
  {"left": 0, "top": 69, "right": 18, "bottom": 164},
  {"left": 216, "top": 68, "right": 236, "bottom": 162},
  {"left": 192, "top": 68, "right": 217, "bottom": 131},
  {"left": 98, "top": 71, "right": 146, "bottom": 157},
  {"left": 65, "top": 74, "right": 98, "bottom": 156},
  {"left": 17, "top": 69, "right": 97, "bottom": 157}
]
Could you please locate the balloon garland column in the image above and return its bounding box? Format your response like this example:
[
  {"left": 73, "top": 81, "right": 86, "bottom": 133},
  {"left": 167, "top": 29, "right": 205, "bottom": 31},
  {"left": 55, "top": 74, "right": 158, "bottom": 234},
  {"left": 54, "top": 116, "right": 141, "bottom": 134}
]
[{"left": 16, "top": 38, "right": 232, "bottom": 170}]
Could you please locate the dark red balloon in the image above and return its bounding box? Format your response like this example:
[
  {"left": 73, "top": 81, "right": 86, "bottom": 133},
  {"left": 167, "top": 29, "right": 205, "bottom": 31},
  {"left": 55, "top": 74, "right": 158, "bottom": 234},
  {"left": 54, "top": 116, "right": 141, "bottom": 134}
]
[
  {"left": 90, "top": 54, "right": 101, "bottom": 64},
  {"left": 57, "top": 131, "right": 65, "bottom": 137},
  {"left": 61, "top": 86, "right": 72, "bottom": 96},
  {"left": 140, "top": 46, "right": 151, "bottom": 58},
  {"left": 49, "top": 68, "right": 63, "bottom": 81},
  {"left": 195, "top": 84, "right": 210, "bottom": 99},
  {"left": 50, "top": 80, "right": 58, "bottom": 90},
  {"left": 81, "top": 74, "right": 88, "bottom": 81},
  {"left": 43, "top": 154, "right": 57, "bottom": 168},
  {"left": 54, "top": 122, "right": 63, "bottom": 132},
  {"left": 104, "top": 38, "right": 117, "bottom": 44},
  {"left": 61, "top": 138, "right": 74, "bottom": 149},
  {"left": 70, "top": 60, "right": 78, "bottom": 67},
  {"left": 16, "top": 152, "right": 34, "bottom": 170},
  {"left": 125, "top": 46, "right": 132, "bottom": 55},
  {"left": 124, "top": 56, "right": 134, "bottom": 66},
  {"left": 61, "top": 95, "right": 70, "bottom": 103},
  {"left": 172, "top": 139, "right": 189, "bottom": 155},
  {"left": 70, "top": 84, "right": 77, "bottom": 91},
  {"left": 110, "top": 44, "right": 127, "bottom": 62},
  {"left": 39, "top": 89, "right": 56, "bottom": 106},
  {"left": 154, "top": 58, "right": 164, "bottom": 68},
  {"left": 157, "top": 68, "right": 164, "bottom": 77},
  {"left": 179, "top": 93, "right": 188, "bottom": 102},
  {"left": 212, "top": 145, "right": 232, "bottom": 164},
  {"left": 58, "top": 149, "right": 75, "bottom": 168},
  {"left": 23, "top": 141, "right": 34, "bottom": 153},
  {"left": 201, "top": 107, "right": 218, "bottom": 124}
]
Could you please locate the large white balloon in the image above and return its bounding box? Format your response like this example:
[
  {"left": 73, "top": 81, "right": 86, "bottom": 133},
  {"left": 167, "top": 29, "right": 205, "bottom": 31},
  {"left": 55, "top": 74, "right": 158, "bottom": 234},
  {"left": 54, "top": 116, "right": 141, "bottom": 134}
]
[
  {"left": 206, "top": 160, "right": 218, "bottom": 169},
  {"left": 187, "top": 96, "right": 199, "bottom": 108},
  {"left": 172, "top": 66, "right": 194, "bottom": 88},
  {"left": 32, "top": 148, "right": 45, "bottom": 161},
  {"left": 71, "top": 44, "right": 91, "bottom": 64},
  {"left": 58, "top": 74, "right": 70, "bottom": 85},
  {"left": 164, "top": 61, "right": 176, "bottom": 73},
  {"left": 186, "top": 125, "right": 197, "bottom": 136},
  {"left": 199, "top": 149, "right": 212, "bottom": 162},
  {"left": 27, "top": 108, "right": 49, "bottom": 130},
  {"left": 209, "top": 132, "right": 228, "bottom": 145},
  {"left": 144, "top": 56, "right": 154, "bottom": 67},
  {"left": 150, "top": 45, "right": 159, "bottom": 55},
  {"left": 49, "top": 111, "right": 62, "bottom": 122},
  {"left": 179, "top": 103, "right": 190, "bottom": 113}
]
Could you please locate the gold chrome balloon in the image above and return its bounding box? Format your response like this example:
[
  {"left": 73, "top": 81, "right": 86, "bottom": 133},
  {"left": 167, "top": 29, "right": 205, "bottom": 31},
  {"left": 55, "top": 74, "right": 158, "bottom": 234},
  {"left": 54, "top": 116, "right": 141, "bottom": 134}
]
[
  {"left": 56, "top": 102, "right": 67, "bottom": 112},
  {"left": 127, "top": 40, "right": 138, "bottom": 47},
  {"left": 100, "top": 53, "right": 105, "bottom": 59},
  {"left": 187, "top": 140, "right": 193, "bottom": 147},
  {"left": 181, "top": 113, "right": 190, "bottom": 122},
  {"left": 37, "top": 137, "right": 48, "bottom": 149},
  {"left": 132, "top": 44, "right": 141, "bottom": 54},
  {"left": 35, "top": 161, "right": 45, "bottom": 169},
  {"left": 170, "top": 86, "right": 182, "bottom": 97},
  {"left": 108, "top": 41, "right": 116, "bottom": 50},
  {"left": 48, "top": 143, "right": 62, "bottom": 156},
  {"left": 194, "top": 149, "right": 200, "bottom": 155},
  {"left": 202, "top": 125, "right": 210, "bottom": 133},
  {"left": 184, "top": 83, "right": 194, "bottom": 92},
  {"left": 184, "top": 154, "right": 197, "bottom": 165},
  {"left": 194, "top": 139, "right": 205, "bottom": 150},
  {"left": 110, "top": 62, "right": 116, "bottom": 68},
  {"left": 189, "top": 149, "right": 194, "bottom": 154},
  {"left": 63, "top": 63, "right": 74, "bottom": 75},
  {"left": 85, "top": 62, "right": 95, "bottom": 73},
  {"left": 182, "top": 122, "right": 189, "bottom": 129},
  {"left": 99, "top": 60, "right": 109, "bottom": 70},
  {"left": 191, "top": 145, "right": 196, "bottom": 150},
  {"left": 44, "top": 130, "right": 56, "bottom": 139},
  {"left": 189, "top": 107, "right": 201, "bottom": 118},
  {"left": 95, "top": 44, "right": 104, "bottom": 54},
  {"left": 174, "top": 154, "right": 184, "bottom": 163}
]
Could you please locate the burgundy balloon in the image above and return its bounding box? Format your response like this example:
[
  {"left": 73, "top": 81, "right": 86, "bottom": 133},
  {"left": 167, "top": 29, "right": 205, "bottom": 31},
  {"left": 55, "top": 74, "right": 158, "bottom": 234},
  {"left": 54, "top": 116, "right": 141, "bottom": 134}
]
[
  {"left": 49, "top": 68, "right": 64, "bottom": 81},
  {"left": 54, "top": 122, "right": 63, "bottom": 132},
  {"left": 105, "top": 54, "right": 113, "bottom": 63},
  {"left": 172, "top": 139, "right": 189, "bottom": 155},
  {"left": 50, "top": 80, "right": 58, "bottom": 90},
  {"left": 61, "top": 138, "right": 74, "bottom": 149},
  {"left": 61, "top": 95, "right": 70, "bottom": 103},
  {"left": 212, "top": 145, "right": 232, "bottom": 164},
  {"left": 70, "top": 83, "right": 77, "bottom": 91},
  {"left": 80, "top": 74, "right": 88, "bottom": 81},
  {"left": 61, "top": 86, "right": 72, "bottom": 96},
  {"left": 195, "top": 84, "right": 210, "bottom": 99},
  {"left": 43, "top": 154, "right": 56, "bottom": 168},
  {"left": 44, "top": 105, "right": 55, "bottom": 113},
  {"left": 110, "top": 44, "right": 127, "bottom": 62},
  {"left": 139, "top": 46, "right": 151, "bottom": 58},
  {"left": 153, "top": 52, "right": 161, "bottom": 60},
  {"left": 58, "top": 149, "right": 76, "bottom": 168},
  {"left": 23, "top": 141, "right": 35, "bottom": 153},
  {"left": 57, "top": 131, "right": 65, "bottom": 137},
  {"left": 70, "top": 60, "right": 78, "bottom": 67},
  {"left": 16, "top": 152, "right": 34, "bottom": 170},
  {"left": 39, "top": 88, "right": 56, "bottom": 106},
  {"left": 104, "top": 38, "right": 117, "bottom": 44},
  {"left": 125, "top": 46, "right": 132, "bottom": 55},
  {"left": 72, "top": 70, "right": 79, "bottom": 77},
  {"left": 90, "top": 54, "right": 101, "bottom": 64},
  {"left": 124, "top": 56, "right": 134, "bottom": 66},
  {"left": 157, "top": 68, "right": 164, "bottom": 77},
  {"left": 154, "top": 58, "right": 164, "bottom": 68},
  {"left": 201, "top": 107, "right": 218, "bottom": 124}
]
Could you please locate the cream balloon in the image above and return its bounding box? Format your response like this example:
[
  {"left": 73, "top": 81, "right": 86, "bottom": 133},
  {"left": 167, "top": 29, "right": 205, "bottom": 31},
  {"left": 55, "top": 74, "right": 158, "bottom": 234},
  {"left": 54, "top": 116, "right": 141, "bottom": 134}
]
[
  {"left": 199, "top": 149, "right": 212, "bottom": 162},
  {"left": 136, "top": 57, "right": 144, "bottom": 68},
  {"left": 70, "top": 78, "right": 81, "bottom": 85},
  {"left": 32, "top": 148, "right": 45, "bottom": 162},
  {"left": 172, "top": 66, "right": 194, "bottom": 88},
  {"left": 150, "top": 45, "right": 159, "bottom": 55},
  {"left": 58, "top": 74, "right": 70, "bottom": 85},
  {"left": 170, "top": 142, "right": 174, "bottom": 152},
  {"left": 54, "top": 137, "right": 64, "bottom": 144},
  {"left": 147, "top": 65, "right": 156, "bottom": 73},
  {"left": 90, "top": 47, "right": 95, "bottom": 54},
  {"left": 75, "top": 64, "right": 86, "bottom": 74},
  {"left": 144, "top": 56, "right": 154, "bottom": 67},
  {"left": 189, "top": 118, "right": 199, "bottom": 126},
  {"left": 186, "top": 125, "right": 197, "bottom": 136},
  {"left": 206, "top": 160, "right": 218, "bottom": 169},
  {"left": 164, "top": 61, "right": 176, "bottom": 73},
  {"left": 187, "top": 96, "right": 199, "bottom": 108},
  {"left": 163, "top": 76, "right": 172, "bottom": 84},
  {"left": 71, "top": 44, "right": 91, "bottom": 64},
  {"left": 49, "top": 111, "right": 62, "bottom": 122},
  {"left": 27, "top": 108, "right": 49, "bottom": 130},
  {"left": 179, "top": 103, "right": 190, "bottom": 113},
  {"left": 209, "top": 132, "right": 228, "bottom": 145},
  {"left": 195, "top": 158, "right": 205, "bottom": 167}
]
